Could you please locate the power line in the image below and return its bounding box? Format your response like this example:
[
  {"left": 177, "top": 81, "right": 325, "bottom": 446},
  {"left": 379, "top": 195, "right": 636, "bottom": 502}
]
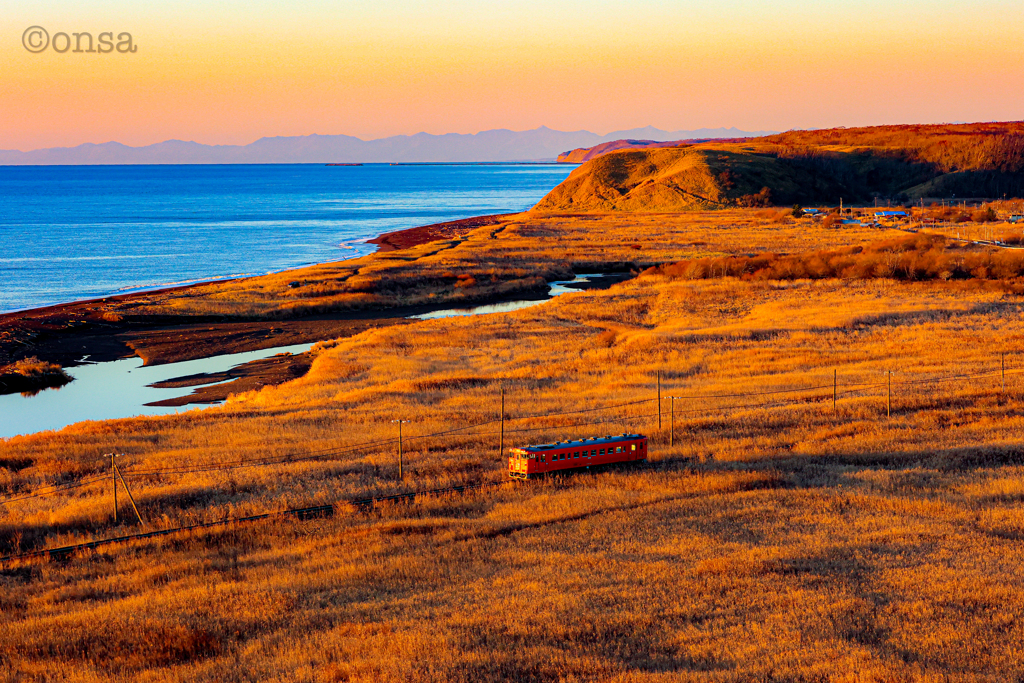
[
  {"left": 0, "top": 475, "right": 110, "bottom": 505},
  {"left": 3, "top": 362, "right": 1021, "bottom": 506}
]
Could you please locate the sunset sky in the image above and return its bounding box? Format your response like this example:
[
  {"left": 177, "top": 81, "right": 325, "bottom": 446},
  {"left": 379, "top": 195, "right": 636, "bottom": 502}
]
[{"left": 2, "top": 0, "right": 1023, "bottom": 150}]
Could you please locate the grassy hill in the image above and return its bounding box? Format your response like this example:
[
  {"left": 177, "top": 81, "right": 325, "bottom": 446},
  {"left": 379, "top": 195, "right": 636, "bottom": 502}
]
[{"left": 534, "top": 122, "right": 1024, "bottom": 211}]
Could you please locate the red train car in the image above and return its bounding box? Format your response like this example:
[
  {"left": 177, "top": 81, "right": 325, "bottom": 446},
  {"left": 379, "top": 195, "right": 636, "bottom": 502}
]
[{"left": 508, "top": 433, "right": 648, "bottom": 479}]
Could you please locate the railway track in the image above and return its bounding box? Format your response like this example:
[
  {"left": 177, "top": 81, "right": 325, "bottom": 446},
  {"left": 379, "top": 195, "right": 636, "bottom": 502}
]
[{"left": 1, "top": 480, "right": 510, "bottom": 565}]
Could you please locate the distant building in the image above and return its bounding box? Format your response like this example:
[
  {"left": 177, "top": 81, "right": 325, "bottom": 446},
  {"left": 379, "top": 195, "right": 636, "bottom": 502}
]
[
  {"left": 1010, "top": 215, "right": 1024, "bottom": 224},
  {"left": 874, "top": 211, "right": 910, "bottom": 218}
]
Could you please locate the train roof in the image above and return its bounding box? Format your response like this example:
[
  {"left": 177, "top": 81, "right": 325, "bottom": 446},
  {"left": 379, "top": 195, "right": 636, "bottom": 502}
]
[{"left": 516, "top": 434, "right": 646, "bottom": 452}]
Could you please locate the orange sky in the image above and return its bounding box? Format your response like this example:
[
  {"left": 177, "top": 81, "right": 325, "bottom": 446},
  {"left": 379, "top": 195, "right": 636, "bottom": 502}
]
[{"left": 2, "top": 0, "right": 1023, "bottom": 150}]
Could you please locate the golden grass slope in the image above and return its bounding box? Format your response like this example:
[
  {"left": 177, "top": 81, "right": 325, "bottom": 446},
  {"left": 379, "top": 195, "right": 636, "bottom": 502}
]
[
  {"left": 765, "top": 121, "right": 1024, "bottom": 174},
  {"left": 533, "top": 144, "right": 865, "bottom": 212},
  {"left": 5, "top": 232, "right": 1024, "bottom": 678},
  {"left": 535, "top": 147, "right": 731, "bottom": 211},
  {"left": 537, "top": 122, "right": 1024, "bottom": 213}
]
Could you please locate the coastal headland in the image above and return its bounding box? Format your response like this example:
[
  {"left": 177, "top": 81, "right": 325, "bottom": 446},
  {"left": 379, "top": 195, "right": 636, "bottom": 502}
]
[{"left": 4, "top": 123, "right": 1024, "bottom": 680}]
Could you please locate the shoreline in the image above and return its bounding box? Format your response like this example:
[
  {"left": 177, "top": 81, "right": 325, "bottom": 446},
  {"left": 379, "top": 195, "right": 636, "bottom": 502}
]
[
  {"left": 366, "top": 213, "right": 510, "bottom": 252},
  {"left": 0, "top": 212, "right": 515, "bottom": 328},
  {"left": 0, "top": 211, "right": 535, "bottom": 403}
]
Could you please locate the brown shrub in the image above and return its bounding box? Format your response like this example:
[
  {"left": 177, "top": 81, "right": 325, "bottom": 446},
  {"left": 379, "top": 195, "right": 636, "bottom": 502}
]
[
  {"left": 973, "top": 207, "right": 998, "bottom": 223},
  {"left": 738, "top": 187, "right": 773, "bottom": 208},
  {"left": 6, "top": 357, "right": 63, "bottom": 378},
  {"left": 0, "top": 357, "right": 72, "bottom": 395},
  {"left": 648, "top": 233, "right": 1024, "bottom": 284}
]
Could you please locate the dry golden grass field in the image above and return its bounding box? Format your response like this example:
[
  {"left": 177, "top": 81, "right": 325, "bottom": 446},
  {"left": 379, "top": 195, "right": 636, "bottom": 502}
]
[{"left": 3, "top": 209, "right": 1024, "bottom": 681}]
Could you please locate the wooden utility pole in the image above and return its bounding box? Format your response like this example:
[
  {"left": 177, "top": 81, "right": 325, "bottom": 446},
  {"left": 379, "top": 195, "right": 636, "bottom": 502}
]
[
  {"left": 499, "top": 387, "right": 505, "bottom": 460},
  {"left": 670, "top": 397, "right": 675, "bottom": 447},
  {"left": 667, "top": 396, "right": 682, "bottom": 447},
  {"left": 657, "top": 371, "right": 662, "bottom": 431},
  {"left": 114, "top": 464, "right": 145, "bottom": 527},
  {"left": 391, "top": 420, "right": 409, "bottom": 480},
  {"left": 886, "top": 371, "right": 893, "bottom": 417},
  {"left": 833, "top": 369, "right": 837, "bottom": 413},
  {"left": 109, "top": 453, "right": 118, "bottom": 524}
]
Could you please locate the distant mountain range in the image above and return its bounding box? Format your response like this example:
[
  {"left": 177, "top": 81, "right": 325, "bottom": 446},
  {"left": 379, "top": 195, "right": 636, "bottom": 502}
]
[{"left": 0, "top": 126, "right": 775, "bottom": 165}]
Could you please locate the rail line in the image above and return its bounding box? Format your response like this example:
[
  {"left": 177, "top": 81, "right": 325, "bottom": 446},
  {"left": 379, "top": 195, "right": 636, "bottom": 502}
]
[{"left": 1, "top": 480, "right": 512, "bottom": 564}]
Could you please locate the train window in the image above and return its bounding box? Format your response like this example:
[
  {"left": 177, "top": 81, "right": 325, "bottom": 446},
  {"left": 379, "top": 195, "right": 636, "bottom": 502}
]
[
  {"left": 559, "top": 453, "right": 565, "bottom": 461},
  {"left": 599, "top": 448, "right": 605, "bottom": 455},
  {"left": 591, "top": 450, "right": 596, "bottom": 456},
  {"left": 616, "top": 447, "right": 622, "bottom": 453},
  {"left": 631, "top": 444, "right": 636, "bottom": 451},
  {"left": 573, "top": 451, "right": 579, "bottom": 458}
]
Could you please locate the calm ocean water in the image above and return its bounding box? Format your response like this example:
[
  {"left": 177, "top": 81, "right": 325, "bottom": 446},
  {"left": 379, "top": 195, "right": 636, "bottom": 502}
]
[{"left": 0, "top": 163, "right": 573, "bottom": 313}]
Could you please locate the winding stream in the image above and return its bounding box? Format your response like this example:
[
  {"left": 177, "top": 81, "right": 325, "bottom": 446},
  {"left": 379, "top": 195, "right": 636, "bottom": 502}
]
[{"left": 0, "top": 274, "right": 615, "bottom": 439}]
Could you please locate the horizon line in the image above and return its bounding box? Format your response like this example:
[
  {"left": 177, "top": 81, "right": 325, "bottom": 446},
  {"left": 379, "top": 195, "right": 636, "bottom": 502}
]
[{"left": 0, "top": 124, "right": 776, "bottom": 155}]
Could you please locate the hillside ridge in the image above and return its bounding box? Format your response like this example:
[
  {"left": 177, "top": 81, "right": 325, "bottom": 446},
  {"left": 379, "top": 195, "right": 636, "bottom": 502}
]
[{"left": 534, "top": 122, "right": 1024, "bottom": 211}]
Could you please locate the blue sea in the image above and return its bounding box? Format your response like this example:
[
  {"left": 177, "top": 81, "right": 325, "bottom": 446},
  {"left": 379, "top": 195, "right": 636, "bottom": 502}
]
[{"left": 0, "top": 163, "right": 573, "bottom": 313}]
